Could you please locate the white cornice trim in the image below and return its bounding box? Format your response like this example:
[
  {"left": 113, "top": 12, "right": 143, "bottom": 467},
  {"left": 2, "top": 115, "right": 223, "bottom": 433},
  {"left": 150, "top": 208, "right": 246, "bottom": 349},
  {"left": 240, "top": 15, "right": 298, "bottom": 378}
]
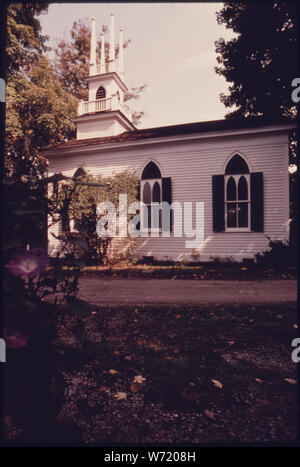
[
  {"left": 43, "top": 123, "right": 295, "bottom": 158},
  {"left": 75, "top": 109, "right": 135, "bottom": 131}
]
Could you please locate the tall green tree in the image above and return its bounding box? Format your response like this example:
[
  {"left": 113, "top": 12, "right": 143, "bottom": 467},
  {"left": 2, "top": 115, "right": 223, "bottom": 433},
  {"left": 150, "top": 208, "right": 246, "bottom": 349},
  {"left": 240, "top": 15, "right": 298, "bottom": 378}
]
[
  {"left": 215, "top": 2, "right": 297, "bottom": 119},
  {"left": 215, "top": 2, "right": 298, "bottom": 246},
  {"left": 5, "top": 4, "right": 77, "bottom": 250},
  {"left": 53, "top": 18, "right": 147, "bottom": 125},
  {"left": 6, "top": 56, "right": 77, "bottom": 180},
  {"left": 6, "top": 4, "right": 77, "bottom": 180},
  {"left": 6, "top": 3, "right": 49, "bottom": 76}
]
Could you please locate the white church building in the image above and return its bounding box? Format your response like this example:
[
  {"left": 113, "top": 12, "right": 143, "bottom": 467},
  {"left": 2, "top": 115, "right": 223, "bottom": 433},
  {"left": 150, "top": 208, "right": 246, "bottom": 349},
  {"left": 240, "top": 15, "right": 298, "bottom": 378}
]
[{"left": 44, "top": 15, "right": 293, "bottom": 262}]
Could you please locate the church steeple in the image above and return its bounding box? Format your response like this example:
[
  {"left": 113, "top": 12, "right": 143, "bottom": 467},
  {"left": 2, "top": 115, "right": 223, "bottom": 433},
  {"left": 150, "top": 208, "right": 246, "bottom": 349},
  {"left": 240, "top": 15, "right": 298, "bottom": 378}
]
[
  {"left": 119, "top": 28, "right": 124, "bottom": 78},
  {"left": 108, "top": 13, "right": 116, "bottom": 73},
  {"left": 76, "top": 14, "right": 135, "bottom": 140},
  {"left": 89, "top": 17, "right": 96, "bottom": 76}
]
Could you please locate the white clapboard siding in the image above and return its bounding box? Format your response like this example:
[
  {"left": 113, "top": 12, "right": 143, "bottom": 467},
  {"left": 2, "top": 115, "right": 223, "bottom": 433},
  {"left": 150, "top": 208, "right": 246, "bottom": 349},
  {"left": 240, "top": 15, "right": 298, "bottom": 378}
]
[{"left": 46, "top": 127, "right": 290, "bottom": 261}]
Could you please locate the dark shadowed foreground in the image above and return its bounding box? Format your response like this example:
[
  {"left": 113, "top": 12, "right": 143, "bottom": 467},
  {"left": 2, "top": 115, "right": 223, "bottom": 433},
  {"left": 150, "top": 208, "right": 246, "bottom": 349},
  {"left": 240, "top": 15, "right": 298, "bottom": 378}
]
[{"left": 37, "top": 302, "right": 298, "bottom": 444}]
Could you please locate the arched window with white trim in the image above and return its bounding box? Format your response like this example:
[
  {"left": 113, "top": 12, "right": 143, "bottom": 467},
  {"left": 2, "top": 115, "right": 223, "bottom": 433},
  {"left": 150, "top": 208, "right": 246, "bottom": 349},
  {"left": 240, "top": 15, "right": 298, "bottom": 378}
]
[
  {"left": 212, "top": 154, "right": 264, "bottom": 233},
  {"left": 141, "top": 162, "right": 162, "bottom": 231},
  {"left": 225, "top": 155, "right": 250, "bottom": 230}
]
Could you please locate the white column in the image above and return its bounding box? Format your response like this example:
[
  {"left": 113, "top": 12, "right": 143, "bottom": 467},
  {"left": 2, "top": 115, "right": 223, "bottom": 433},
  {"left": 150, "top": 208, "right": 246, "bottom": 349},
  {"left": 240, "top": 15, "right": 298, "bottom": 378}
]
[
  {"left": 108, "top": 13, "right": 116, "bottom": 72},
  {"left": 100, "top": 32, "right": 106, "bottom": 74},
  {"left": 77, "top": 100, "right": 83, "bottom": 116},
  {"left": 119, "top": 28, "right": 124, "bottom": 78},
  {"left": 89, "top": 17, "right": 96, "bottom": 76}
]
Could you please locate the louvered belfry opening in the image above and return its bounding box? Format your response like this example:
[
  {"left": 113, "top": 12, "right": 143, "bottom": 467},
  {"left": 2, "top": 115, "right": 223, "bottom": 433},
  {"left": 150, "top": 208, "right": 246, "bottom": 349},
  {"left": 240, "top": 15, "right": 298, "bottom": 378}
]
[{"left": 96, "top": 86, "right": 106, "bottom": 100}]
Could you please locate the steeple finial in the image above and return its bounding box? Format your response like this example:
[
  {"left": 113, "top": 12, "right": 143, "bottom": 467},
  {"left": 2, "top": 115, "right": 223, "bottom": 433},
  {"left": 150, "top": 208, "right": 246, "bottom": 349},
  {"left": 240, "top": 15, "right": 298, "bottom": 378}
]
[
  {"left": 100, "top": 32, "right": 105, "bottom": 74},
  {"left": 89, "top": 17, "right": 96, "bottom": 76},
  {"left": 119, "top": 28, "right": 124, "bottom": 78},
  {"left": 108, "top": 13, "right": 116, "bottom": 72}
]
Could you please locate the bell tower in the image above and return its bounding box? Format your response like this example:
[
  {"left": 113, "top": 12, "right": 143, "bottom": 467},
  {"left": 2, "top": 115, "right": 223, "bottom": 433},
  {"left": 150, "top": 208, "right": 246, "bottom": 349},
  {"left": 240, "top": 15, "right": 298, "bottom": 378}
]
[{"left": 75, "top": 14, "right": 135, "bottom": 140}]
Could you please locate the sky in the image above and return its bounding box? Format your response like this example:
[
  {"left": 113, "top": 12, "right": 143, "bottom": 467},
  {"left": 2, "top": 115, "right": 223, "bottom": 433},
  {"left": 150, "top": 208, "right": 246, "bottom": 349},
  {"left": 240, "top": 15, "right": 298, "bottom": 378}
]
[{"left": 39, "top": 2, "right": 235, "bottom": 129}]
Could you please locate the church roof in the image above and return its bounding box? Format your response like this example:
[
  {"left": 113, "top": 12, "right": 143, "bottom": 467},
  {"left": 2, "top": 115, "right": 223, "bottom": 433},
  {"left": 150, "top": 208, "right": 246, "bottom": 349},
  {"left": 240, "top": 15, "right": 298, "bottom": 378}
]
[{"left": 43, "top": 117, "right": 295, "bottom": 154}]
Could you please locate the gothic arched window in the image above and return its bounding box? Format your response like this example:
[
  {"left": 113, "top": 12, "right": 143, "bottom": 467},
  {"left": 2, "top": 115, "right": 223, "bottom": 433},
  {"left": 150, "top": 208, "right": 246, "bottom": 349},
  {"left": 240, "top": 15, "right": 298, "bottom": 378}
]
[
  {"left": 225, "top": 154, "right": 249, "bottom": 175},
  {"left": 141, "top": 161, "right": 162, "bottom": 180},
  {"left": 96, "top": 86, "right": 106, "bottom": 100},
  {"left": 225, "top": 155, "right": 250, "bottom": 230},
  {"left": 212, "top": 154, "right": 264, "bottom": 233},
  {"left": 141, "top": 162, "right": 162, "bottom": 231}
]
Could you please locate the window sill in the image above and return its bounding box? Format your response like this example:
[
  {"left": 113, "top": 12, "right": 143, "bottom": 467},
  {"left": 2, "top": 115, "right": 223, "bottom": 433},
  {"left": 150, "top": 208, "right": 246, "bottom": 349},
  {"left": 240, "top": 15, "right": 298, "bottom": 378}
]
[{"left": 225, "top": 228, "right": 251, "bottom": 232}]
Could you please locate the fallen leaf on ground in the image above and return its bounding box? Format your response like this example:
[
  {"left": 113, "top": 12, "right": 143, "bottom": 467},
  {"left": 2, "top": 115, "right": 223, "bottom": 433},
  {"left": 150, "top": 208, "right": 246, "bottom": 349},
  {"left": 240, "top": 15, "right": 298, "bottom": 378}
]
[
  {"left": 284, "top": 378, "right": 297, "bottom": 385},
  {"left": 130, "top": 383, "right": 141, "bottom": 393},
  {"left": 114, "top": 392, "right": 127, "bottom": 400},
  {"left": 133, "top": 375, "right": 146, "bottom": 384},
  {"left": 211, "top": 379, "right": 223, "bottom": 389},
  {"left": 204, "top": 409, "right": 215, "bottom": 420},
  {"left": 109, "top": 369, "right": 119, "bottom": 375}
]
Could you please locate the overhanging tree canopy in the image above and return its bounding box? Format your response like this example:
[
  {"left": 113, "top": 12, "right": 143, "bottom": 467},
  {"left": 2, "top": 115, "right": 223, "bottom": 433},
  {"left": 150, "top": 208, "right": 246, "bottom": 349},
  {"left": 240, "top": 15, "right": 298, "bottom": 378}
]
[{"left": 215, "top": 2, "right": 297, "bottom": 119}]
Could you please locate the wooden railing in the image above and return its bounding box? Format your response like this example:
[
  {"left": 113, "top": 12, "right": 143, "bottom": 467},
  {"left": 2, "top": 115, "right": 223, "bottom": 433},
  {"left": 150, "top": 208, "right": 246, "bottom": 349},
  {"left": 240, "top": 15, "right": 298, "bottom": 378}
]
[
  {"left": 78, "top": 96, "right": 132, "bottom": 121},
  {"left": 81, "top": 97, "right": 111, "bottom": 115}
]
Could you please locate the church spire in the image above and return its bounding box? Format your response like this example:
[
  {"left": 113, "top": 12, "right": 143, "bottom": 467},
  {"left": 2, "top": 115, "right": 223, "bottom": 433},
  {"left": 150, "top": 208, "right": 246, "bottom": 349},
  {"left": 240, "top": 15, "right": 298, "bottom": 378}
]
[
  {"left": 100, "top": 32, "right": 105, "bottom": 74},
  {"left": 89, "top": 17, "right": 96, "bottom": 76},
  {"left": 119, "top": 28, "right": 124, "bottom": 78},
  {"left": 76, "top": 13, "right": 135, "bottom": 140},
  {"left": 108, "top": 13, "right": 116, "bottom": 72}
]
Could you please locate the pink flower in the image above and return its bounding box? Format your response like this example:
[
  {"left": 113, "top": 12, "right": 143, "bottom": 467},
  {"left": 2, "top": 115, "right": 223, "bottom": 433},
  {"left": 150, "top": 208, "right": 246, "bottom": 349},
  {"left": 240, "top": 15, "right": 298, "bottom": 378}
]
[{"left": 6, "top": 248, "right": 49, "bottom": 278}]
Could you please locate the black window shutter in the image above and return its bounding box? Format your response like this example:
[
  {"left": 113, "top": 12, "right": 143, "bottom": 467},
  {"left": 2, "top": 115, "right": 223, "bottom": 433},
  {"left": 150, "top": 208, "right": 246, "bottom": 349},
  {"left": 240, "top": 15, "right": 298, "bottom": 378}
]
[
  {"left": 136, "top": 183, "right": 141, "bottom": 230},
  {"left": 250, "top": 172, "right": 264, "bottom": 232},
  {"left": 162, "top": 177, "right": 172, "bottom": 232},
  {"left": 212, "top": 175, "right": 225, "bottom": 232}
]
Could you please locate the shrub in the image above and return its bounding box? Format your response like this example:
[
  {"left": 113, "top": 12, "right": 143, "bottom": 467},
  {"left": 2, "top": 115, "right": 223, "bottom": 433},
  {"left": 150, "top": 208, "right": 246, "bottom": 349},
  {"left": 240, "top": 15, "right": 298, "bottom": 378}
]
[{"left": 255, "top": 238, "right": 296, "bottom": 268}]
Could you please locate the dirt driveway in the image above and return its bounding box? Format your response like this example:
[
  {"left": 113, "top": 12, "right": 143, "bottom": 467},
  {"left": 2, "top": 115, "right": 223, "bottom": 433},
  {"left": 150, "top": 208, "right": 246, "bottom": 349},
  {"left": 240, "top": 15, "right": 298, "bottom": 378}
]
[{"left": 78, "top": 278, "right": 297, "bottom": 306}]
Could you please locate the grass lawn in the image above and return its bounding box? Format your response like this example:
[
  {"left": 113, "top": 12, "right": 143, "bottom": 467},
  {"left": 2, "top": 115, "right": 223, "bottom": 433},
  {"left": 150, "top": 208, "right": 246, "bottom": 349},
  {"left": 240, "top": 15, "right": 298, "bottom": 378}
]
[
  {"left": 80, "top": 263, "right": 296, "bottom": 280},
  {"left": 47, "top": 300, "right": 298, "bottom": 444}
]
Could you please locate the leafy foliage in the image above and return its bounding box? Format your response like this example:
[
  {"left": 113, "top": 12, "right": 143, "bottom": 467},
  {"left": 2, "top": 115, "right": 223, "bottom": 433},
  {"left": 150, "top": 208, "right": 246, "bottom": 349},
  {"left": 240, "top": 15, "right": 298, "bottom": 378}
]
[
  {"left": 3, "top": 5, "right": 84, "bottom": 354},
  {"left": 215, "top": 2, "right": 297, "bottom": 119},
  {"left": 6, "top": 3, "right": 49, "bottom": 76},
  {"left": 49, "top": 171, "right": 139, "bottom": 265},
  {"left": 255, "top": 238, "right": 296, "bottom": 268},
  {"left": 6, "top": 56, "right": 77, "bottom": 178}
]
